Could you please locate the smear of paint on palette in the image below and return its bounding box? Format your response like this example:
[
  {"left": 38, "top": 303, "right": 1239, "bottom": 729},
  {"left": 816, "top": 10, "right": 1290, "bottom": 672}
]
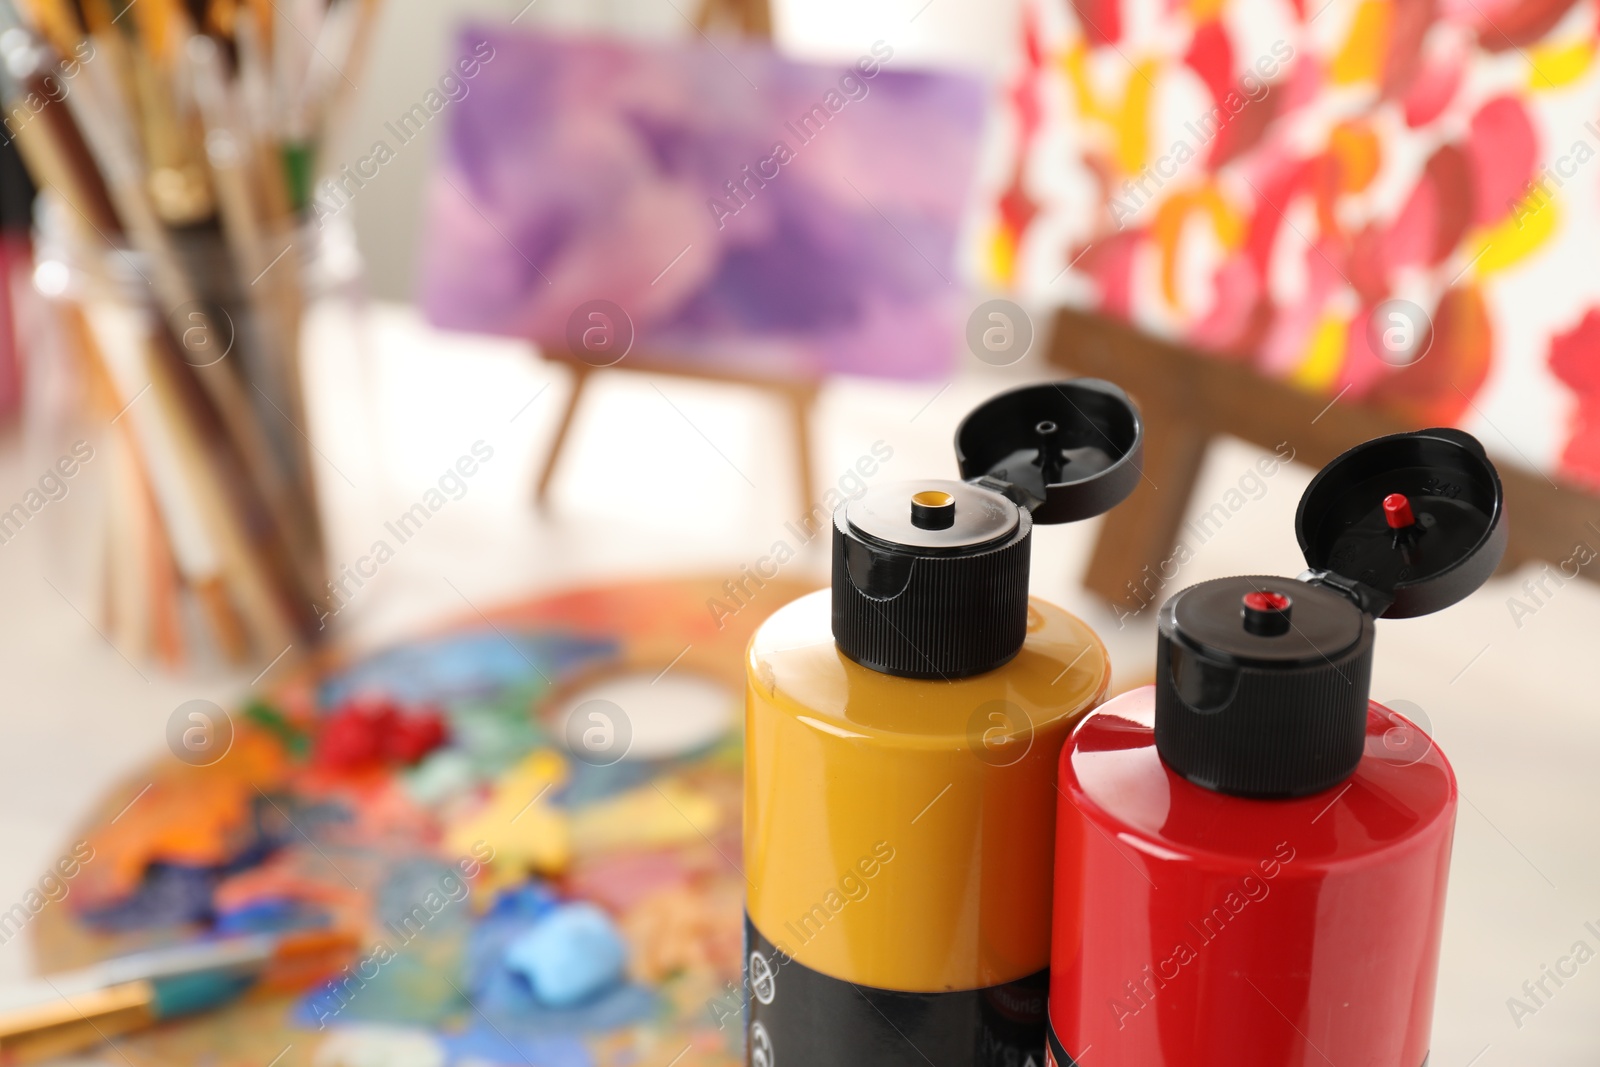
[{"left": 317, "top": 631, "right": 617, "bottom": 708}]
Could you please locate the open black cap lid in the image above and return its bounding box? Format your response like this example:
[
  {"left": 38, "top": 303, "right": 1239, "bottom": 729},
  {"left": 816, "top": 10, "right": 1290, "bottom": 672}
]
[
  {"left": 954, "top": 380, "right": 1144, "bottom": 524},
  {"left": 1296, "top": 427, "right": 1507, "bottom": 618}
]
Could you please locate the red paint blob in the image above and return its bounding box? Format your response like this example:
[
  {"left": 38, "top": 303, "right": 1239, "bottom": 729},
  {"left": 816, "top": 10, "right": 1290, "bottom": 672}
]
[
  {"left": 314, "top": 700, "right": 449, "bottom": 771},
  {"left": 385, "top": 710, "right": 449, "bottom": 765},
  {"left": 314, "top": 701, "right": 396, "bottom": 771}
]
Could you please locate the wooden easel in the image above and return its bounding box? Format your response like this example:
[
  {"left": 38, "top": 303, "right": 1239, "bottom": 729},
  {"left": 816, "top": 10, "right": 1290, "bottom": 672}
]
[
  {"left": 536, "top": 357, "right": 819, "bottom": 515},
  {"left": 533, "top": 0, "right": 814, "bottom": 511},
  {"left": 697, "top": 0, "right": 772, "bottom": 36},
  {"left": 1049, "top": 306, "right": 1600, "bottom": 606}
]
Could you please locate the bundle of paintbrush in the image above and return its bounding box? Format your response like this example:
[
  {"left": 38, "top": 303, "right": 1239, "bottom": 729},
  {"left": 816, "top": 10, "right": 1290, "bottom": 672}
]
[{"left": 0, "top": 0, "right": 382, "bottom": 665}]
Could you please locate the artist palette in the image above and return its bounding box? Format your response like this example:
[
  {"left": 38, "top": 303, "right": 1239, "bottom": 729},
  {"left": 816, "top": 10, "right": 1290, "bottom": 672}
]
[{"left": 32, "top": 577, "right": 811, "bottom": 1067}]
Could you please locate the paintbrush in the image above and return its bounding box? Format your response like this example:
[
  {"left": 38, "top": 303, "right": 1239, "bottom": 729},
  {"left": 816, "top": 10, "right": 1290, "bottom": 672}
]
[
  {"left": 62, "top": 300, "right": 206, "bottom": 664},
  {"left": 0, "top": 13, "right": 121, "bottom": 235},
  {"left": 188, "top": 29, "right": 324, "bottom": 585},
  {"left": 0, "top": 928, "right": 358, "bottom": 1064}
]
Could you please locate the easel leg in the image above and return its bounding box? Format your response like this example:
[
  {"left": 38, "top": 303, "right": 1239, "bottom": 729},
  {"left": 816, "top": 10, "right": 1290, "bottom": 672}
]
[
  {"left": 1084, "top": 418, "right": 1211, "bottom": 610},
  {"left": 787, "top": 381, "right": 818, "bottom": 516},
  {"left": 696, "top": 0, "right": 772, "bottom": 36},
  {"left": 535, "top": 363, "right": 591, "bottom": 506}
]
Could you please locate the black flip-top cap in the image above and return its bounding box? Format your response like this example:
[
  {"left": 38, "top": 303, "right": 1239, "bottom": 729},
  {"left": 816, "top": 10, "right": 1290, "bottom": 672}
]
[
  {"left": 1156, "top": 578, "right": 1375, "bottom": 798},
  {"left": 955, "top": 380, "right": 1144, "bottom": 524},
  {"left": 832, "top": 379, "right": 1143, "bottom": 679},
  {"left": 833, "top": 481, "right": 1033, "bottom": 679},
  {"left": 1296, "top": 427, "right": 1507, "bottom": 618},
  {"left": 1155, "top": 427, "right": 1505, "bottom": 797}
]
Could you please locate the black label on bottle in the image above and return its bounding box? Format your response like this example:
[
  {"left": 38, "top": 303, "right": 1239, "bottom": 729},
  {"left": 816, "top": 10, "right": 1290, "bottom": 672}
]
[
  {"left": 1044, "top": 1022, "right": 1075, "bottom": 1067},
  {"left": 745, "top": 914, "right": 1048, "bottom": 1067}
]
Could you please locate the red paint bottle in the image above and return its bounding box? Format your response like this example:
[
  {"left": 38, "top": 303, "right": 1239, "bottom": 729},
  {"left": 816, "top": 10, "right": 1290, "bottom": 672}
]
[{"left": 1047, "top": 428, "right": 1507, "bottom": 1067}]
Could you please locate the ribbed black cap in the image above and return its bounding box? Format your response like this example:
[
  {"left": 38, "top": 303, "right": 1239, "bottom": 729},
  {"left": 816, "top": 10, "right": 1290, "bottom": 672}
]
[
  {"left": 1155, "top": 577, "right": 1374, "bottom": 797},
  {"left": 833, "top": 480, "right": 1032, "bottom": 679}
]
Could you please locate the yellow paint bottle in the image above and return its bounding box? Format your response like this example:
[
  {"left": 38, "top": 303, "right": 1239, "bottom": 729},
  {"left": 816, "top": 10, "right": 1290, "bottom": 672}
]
[{"left": 743, "top": 380, "right": 1143, "bottom": 1067}]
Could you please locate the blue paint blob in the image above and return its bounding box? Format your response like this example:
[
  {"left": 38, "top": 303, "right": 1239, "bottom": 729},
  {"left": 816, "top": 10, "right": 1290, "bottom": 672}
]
[{"left": 504, "top": 903, "right": 627, "bottom": 1009}]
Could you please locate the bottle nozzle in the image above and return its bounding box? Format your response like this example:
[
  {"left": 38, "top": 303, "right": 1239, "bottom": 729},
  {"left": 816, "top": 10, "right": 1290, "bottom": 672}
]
[
  {"left": 1241, "top": 590, "right": 1292, "bottom": 636},
  {"left": 1032, "top": 420, "right": 1065, "bottom": 484},
  {"left": 910, "top": 489, "right": 956, "bottom": 530},
  {"left": 1383, "top": 493, "right": 1415, "bottom": 530}
]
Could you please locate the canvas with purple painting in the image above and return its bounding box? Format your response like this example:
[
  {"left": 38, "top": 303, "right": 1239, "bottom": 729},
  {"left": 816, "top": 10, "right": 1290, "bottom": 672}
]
[{"left": 418, "top": 27, "right": 987, "bottom": 381}]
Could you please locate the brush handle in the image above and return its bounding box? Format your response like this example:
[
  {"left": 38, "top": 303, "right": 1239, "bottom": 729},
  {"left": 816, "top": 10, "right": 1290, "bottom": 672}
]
[{"left": 0, "top": 980, "right": 154, "bottom": 1065}]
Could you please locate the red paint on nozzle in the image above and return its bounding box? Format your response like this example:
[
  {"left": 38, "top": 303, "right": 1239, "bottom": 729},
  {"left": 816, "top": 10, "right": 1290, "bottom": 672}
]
[
  {"left": 1243, "top": 591, "right": 1290, "bottom": 613},
  {"left": 1383, "top": 493, "right": 1415, "bottom": 529},
  {"left": 1241, "top": 590, "right": 1292, "bottom": 635}
]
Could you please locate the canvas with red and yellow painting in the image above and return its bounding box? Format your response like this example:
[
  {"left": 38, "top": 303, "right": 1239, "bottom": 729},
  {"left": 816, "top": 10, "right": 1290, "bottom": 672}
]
[{"left": 985, "top": 0, "right": 1600, "bottom": 489}]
